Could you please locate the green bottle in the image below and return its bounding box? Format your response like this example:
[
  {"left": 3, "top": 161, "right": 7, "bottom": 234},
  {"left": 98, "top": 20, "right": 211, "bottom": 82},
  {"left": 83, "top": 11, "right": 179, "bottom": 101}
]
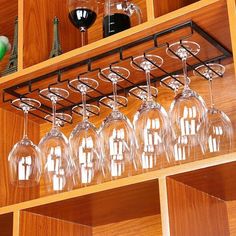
[{"left": 0, "top": 36, "right": 11, "bottom": 61}]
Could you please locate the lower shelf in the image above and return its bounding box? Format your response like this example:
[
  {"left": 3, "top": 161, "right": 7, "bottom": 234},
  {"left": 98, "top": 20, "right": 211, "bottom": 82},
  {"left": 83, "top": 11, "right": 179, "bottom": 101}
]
[
  {"left": 20, "top": 212, "right": 161, "bottom": 236},
  {"left": 0, "top": 212, "right": 13, "bottom": 236},
  {"left": 19, "top": 180, "right": 162, "bottom": 236}
]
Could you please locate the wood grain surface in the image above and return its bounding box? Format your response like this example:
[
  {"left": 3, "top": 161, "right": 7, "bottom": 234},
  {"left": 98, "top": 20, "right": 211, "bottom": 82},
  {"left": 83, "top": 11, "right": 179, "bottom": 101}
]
[
  {"left": 169, "top": 161, "right": 236, "bottom": 201},
  {"left": 19, "top": 211, "right": 92, "bottom": 236},
  {"left": 154, "top": 0, "right": 199, "bottom": 17},
  {"left": 0, "top": 212, "right": 13, "bottom": 236},
  {"left": 23, "top": 0, "right": 147, "bottom": 68},
  {"left": 0, "top": 108, "right": 40, "bottom": 207},
  {"left": 26, "top": 180, "right": 160, "bottom": 226},
  {"left": 92, "top": 215, "right": 162, "bottom": 236},
  {"left": 167, "top": 177, "right": 230, "bottom": 236}
]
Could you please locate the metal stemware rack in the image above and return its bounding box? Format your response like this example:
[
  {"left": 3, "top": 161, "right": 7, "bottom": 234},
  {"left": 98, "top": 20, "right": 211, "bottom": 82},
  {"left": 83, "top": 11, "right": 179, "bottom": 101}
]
[{"left": 3, "top": 20, "right": 232, "bottom": 124}]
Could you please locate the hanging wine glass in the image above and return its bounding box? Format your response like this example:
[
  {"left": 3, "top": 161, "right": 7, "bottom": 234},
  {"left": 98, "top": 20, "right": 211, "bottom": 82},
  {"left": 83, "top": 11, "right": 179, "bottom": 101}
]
[
  {"left": 160, "top": 75, "right": 185, "bottom": 96},
  {"left": 130, "top": 55, "right": 171, "bottom": 170},
  {"left": 166, "top": 41, "right": 207, "bottom": 162},
  {"left": 8, "top": 98, "right": 42, "bottom": 187},
  {"left": 69, "top": 77, "right": 103, "bottom": 187},
  {"left": 98, "top": 66, "right": 137, "bottom": 179},
  {"left": 39, "top": 88, "right": 73, "bottom": 193},
  {"left": 68, "top": 0, "right": 98, "bottom": 46},
  {"left": 194, "top": 63, "right": 233, "bottom": 155}
]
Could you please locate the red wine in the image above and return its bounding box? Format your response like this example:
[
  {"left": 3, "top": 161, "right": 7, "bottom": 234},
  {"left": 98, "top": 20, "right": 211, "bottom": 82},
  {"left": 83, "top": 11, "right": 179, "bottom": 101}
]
[
  {"left": 69, "top": 8, "right": 97, "bottom": 30},
  {"left": 103, "top": 13, "right": 131, "bottom": 37}
]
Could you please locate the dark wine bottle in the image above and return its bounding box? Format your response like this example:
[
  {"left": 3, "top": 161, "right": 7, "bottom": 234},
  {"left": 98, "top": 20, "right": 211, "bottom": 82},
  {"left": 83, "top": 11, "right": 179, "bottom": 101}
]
[{"left": 103, "top": 13, "right": 131, "bottom": 37}]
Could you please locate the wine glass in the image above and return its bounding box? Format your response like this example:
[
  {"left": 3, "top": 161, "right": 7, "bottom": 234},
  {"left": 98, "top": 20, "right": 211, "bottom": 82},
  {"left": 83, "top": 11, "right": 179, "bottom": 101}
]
[
  {"left": 8, "top": 98, "right": 42, "bottom": 187},
  {"left": 39, "top": 88, "right": 73, "bottom": 193},
  {"left": 130, "top": 55, "right": 171, "bottom": 170},
  {"left": 98, "top": 66, "right": 137, "bottom": 179},
  {"left": 69, "top": 77, "right": 103, "bottom": 187},
  {"left": 194, "top": 63, "right": 233, "bottom": 155},
  {"left": 166, "top": 41, "right": 207, "bottom": 162},
  {"left": 68, "top": 0, "right": 98, "bottom": 46}
]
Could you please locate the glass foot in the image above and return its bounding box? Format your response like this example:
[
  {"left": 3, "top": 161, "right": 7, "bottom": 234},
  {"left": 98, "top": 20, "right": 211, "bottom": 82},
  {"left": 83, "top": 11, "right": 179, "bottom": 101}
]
[
  {"left": 72, "top": 104, "right": 100, "bottom": 117},
  {"left": 129, "top": 85, "right": 158, "bottom": 100},
  {"left": 193, "top": 63, "right": 225, "bottom": 79},
  {"left": 12, "top": 98, "right": 41, "bottom": 111},
  {"left": 40, "top": 87, "right": 69, "bottom": 101},
  {"left": 166, "top": 41, "right": 200, "bottom": 59},
  {"left": 45, "top": 113, "right": 72, "bottom": 126},
  {"left": 69, "top": 77, "right": 99, "bottom": 93},
  {"left": 98, "top": 66, "right": 130, "bottom": 83},
  {"left": 130, "top": 54, "right": 163, "bottom": 71},
  {"left": 99, "top": 95, "right": 128, "bottom": 109}
]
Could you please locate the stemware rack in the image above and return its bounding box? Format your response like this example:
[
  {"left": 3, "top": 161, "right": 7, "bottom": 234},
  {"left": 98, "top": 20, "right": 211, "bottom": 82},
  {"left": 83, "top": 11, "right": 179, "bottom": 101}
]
[{"left": 2, "top": 20, "right": 232, "bottom": 124}]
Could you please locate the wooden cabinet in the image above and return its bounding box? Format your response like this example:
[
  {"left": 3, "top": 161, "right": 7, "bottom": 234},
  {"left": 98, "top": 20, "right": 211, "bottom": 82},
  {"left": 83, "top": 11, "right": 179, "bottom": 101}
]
[{"left": 0, "top": 0, "right": 236, "bottom": 235}]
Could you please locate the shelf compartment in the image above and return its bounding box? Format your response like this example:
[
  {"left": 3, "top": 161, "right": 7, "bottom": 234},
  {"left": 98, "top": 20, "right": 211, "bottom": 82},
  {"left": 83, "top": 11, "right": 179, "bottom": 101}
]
[
  {"left": 19, "top": 180, "right": 162, "bottom": 236},
  {"left": 0, "top": 0, "right": 18, "bottom": 77},
  {"left": 167, "top": 161, "right": 236, "bottom": 235},
  {"left": 0, "top": 212, "right": 13, "bottom": 236},
  {"left": 23, "top": 0, "right": 148, "bottom": 68},
  {"left": 154, "top": 0, "right": 200, "bottom": 18}
]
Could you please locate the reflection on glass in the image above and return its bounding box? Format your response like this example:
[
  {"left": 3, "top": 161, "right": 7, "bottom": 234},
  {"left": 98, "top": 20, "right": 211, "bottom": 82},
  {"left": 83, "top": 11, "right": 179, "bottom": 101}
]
[
  {"left": 8, "top": 98, "right": 42, "bottom": 187},
  {"left": 39, "top": 88, "right": 73, "bottom": 193}
]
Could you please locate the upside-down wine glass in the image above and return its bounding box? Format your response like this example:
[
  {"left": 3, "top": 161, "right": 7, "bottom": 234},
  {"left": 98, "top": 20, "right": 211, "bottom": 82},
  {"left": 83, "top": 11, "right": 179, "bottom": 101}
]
[
  {"left": 98, "top": 66, "right": 137, "bottom": 179},
  {"left": 8, "top": 98, "right": 42, "bottom": 187},
  {"left": 39, "top": 88, "right": 73, "bottom": 193},
  {"left": 194, "top": 63, "right": 233, "bottom": 155},
  {"left": 166, "top": 41, "right": 207, "bottom": 162},
  {"left": 69, "top": 77, "right": 103, "bottom": 187},
  {"left": 130, "top": 55, "right": 171, "bottom": 170},
  {"left": 68, "top": 0, "right": 98, "bottom": 46}
]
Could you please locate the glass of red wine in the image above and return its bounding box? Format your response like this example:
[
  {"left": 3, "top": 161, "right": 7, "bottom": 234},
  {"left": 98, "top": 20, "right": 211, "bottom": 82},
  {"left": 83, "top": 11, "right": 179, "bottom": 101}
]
[{"left": 68, "top": 0, "right": 98, "bottom": 46}]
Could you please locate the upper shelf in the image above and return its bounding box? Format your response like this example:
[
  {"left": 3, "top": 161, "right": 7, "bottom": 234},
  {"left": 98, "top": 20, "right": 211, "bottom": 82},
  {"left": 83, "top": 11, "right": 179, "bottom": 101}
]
[{"left": 0, "top": 0, "right": 230, "bottom": 92}]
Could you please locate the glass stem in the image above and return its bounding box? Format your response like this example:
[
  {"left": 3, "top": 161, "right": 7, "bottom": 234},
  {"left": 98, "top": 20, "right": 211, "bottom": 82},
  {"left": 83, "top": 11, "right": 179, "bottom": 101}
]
[
  {"left": 80, "top": 28, "right": 87, "bottom": 47},
  {"left": 112, "top": 81, "right": 118, "bottom": 111},
  {"left": 182, "top": 57, "right": 190, "bottom": 90},
  {"left": 23, "top": 108, "right": 29, "bottom": 139},
  {"left": 82, "top": 91, "right": 88, "bottom": 121},
  {"left": 145, "top": 69, "right": 152, "bottom": 101},
  {"left": 51, "top": 98, "right": 57, "bottom": 129},
  {"left": 208, "top": 78, "right": 215, "bottom": 109}
]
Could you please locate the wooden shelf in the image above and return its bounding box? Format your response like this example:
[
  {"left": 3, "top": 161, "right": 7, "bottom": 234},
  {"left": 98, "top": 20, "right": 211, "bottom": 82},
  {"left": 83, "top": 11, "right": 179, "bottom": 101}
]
[
  {"left": 0, "top": 0, "right": 230, "bottom": 91},
  {"left": 20, "top": 180, "right": 161, "bottom": 236},
  {"left": 0, "top": 0, "right": 236, "bottom": 235},
  {"left": 167, "top": 160, "right": 236, "bottom": 235}
]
